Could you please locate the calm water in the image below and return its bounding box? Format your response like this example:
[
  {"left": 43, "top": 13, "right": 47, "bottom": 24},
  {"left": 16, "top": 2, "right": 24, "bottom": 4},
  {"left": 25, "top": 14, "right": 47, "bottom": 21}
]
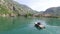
[{"left": 0, "top": 17, "right": 60, "bottom": 34}]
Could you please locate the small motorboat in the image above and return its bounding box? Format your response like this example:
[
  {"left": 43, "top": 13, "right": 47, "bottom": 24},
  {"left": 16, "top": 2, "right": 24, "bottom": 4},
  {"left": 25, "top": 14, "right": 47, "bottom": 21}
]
[{"left": 35, "top": 22, "right": 45, "bottom": 29}]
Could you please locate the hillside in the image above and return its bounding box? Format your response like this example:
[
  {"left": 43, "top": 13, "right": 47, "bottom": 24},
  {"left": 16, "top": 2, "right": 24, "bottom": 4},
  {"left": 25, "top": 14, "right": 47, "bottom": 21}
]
[
  {"left": 33, "top": 7, "right": 60, "bottom": 17},
  {"left": 0, "top": 0, "right": 37, "bottom": 17},
  {"left": 43, "top": 7, "right": 60, "bottom": 17}
]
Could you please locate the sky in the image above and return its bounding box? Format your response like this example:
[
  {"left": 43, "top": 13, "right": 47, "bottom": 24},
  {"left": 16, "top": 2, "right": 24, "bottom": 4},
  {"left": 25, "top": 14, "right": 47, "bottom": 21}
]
[{"left": 14, "top": 0, "right": 60, "bottom": 11}]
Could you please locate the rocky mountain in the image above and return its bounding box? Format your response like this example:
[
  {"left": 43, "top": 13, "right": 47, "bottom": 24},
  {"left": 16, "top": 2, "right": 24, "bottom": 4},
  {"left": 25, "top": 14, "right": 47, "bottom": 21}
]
[
  {"left": 43, "top": 7, "right": 60, "bottom": 17},
  {"left": 34, "top": 7, "right": 60, "bottom": 17},
  {"left": 0, "top": 0, "right": 37, "bottom": 16}
]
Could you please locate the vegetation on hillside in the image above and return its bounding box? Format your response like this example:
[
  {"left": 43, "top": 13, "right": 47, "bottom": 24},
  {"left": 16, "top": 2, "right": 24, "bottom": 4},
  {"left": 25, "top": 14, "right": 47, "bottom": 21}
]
[{"left": 0, "top": 0, "right": 38, "bottom": 17}]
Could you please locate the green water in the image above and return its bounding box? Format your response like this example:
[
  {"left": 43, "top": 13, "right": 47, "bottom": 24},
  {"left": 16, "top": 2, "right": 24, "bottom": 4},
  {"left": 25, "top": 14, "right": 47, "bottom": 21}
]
[{"left": 0, "top": 17, "right": 60, "bottom": 34}]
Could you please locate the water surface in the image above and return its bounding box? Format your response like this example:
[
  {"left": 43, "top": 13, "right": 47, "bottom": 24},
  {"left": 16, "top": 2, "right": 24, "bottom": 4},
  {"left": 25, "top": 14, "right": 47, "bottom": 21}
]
[{"left": 0, "top": 17, "right": 60, "bottom": 34}]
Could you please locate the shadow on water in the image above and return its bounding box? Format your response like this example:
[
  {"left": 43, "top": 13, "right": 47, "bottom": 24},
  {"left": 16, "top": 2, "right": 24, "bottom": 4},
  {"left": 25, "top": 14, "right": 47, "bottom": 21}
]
[{"left": 12, "top": 17, "right": 15, "bottom": 24}]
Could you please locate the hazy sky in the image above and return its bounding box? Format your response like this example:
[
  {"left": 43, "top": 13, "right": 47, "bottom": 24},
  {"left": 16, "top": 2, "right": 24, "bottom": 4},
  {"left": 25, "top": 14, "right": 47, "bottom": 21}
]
[{"left": 14, "top": 0, "right": 60, "bottom": 11}]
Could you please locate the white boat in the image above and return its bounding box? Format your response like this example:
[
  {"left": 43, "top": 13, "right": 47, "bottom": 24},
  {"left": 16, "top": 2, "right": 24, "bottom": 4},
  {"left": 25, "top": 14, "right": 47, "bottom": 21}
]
[{"left": 35, "top": 22, "right": 45, "bottom": 29}]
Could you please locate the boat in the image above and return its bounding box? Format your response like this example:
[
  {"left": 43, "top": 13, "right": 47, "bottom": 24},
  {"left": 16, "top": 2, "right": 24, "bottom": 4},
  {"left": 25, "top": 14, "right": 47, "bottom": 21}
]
[{"left": 35, "top": 22, "right": 45, "bottom": 29}]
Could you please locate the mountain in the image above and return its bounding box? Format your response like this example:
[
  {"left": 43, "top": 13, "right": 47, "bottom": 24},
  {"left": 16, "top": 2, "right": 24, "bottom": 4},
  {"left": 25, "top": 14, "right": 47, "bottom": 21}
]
[
  {"left": 42, "top": 7, "right": 60, "bottom": 17},
  {"left": 0, "top": 0, "right": 37, "bottom": 17},
  {"left": 34, "top": 7, "right": 60, "bottom": 17}
]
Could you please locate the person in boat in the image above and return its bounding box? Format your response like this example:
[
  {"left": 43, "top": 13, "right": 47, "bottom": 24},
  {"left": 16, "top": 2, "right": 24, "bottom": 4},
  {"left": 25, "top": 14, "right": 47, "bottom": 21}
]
[{"left": 37, "top": 22, "right": 41, "bottom": 25}]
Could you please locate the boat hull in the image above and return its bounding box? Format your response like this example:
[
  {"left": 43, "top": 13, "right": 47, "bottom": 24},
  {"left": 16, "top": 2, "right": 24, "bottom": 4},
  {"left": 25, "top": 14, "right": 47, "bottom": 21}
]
[{"left": 35, "top": 24, "right": 45, "bottom": 29}]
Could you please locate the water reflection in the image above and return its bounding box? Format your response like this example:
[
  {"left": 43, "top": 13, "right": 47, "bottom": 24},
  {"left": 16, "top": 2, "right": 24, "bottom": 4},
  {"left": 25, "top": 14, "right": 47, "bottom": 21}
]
[
  {"left": 0, "top": 17, "right": 36, "bottom": 31},
  {"left": 0, "top": 17, "right": 22, "bottom": 31}
]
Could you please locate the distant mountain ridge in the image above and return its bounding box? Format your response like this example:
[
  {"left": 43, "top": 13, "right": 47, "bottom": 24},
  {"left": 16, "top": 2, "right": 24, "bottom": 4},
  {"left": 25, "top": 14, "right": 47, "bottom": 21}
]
[
  {"left": 44, "top": 7, "right": 60, "bottom": 17},
  {"left": 34, "top": 7, "right": 60, "bottom": 17}
]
